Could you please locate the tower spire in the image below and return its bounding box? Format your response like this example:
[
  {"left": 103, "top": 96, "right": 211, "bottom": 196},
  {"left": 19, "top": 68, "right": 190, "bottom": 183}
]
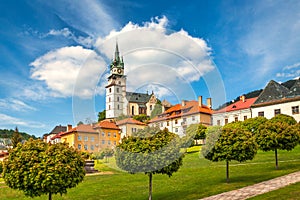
[{"left": 115, "top": 40, "right": 120, "bottom": 61}]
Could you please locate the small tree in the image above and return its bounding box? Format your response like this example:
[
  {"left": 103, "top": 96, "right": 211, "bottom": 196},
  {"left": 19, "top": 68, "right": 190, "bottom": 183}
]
[
  {"left": 11, "top": 127, "right": 22, "bottom": 148},
  {"left": 150, "top": 103, "right": 162, "bottom": 119},
  {"left": 115, "top": 128, "right": 184, "bottom": 200},
  {"left": 194, "top": 124, "right": 207, "bottom": 145},
  {"left": 242, "top": 116, "right": 268, "bottom": 135},
  {"left": 202, "top": 123, "right": 258, "bottom": 183},
  {"left": 133, "top": 114, "right": 150, "bottom": 123},
  {"left": 3, "top": 139, "right": 85, "bottom": 200},
  {"left": 256, "top": 114, "right": 299, "bottom": 169},
  {"left": 98, "top": 110, "right": 106, "bottom": 122}
]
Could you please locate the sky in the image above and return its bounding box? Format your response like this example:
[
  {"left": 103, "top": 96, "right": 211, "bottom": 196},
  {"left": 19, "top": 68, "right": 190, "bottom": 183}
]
[{"left": 1, "top": 0, "right": 300, "bottom": 137}]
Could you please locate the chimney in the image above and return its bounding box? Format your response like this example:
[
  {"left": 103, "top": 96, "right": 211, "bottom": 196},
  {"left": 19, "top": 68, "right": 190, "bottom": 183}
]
[
  {"left": 181, "top": 100, "right": 186, "bottom": 106},
  {"left": 206, "top": 98, "right": 212, "bottom": 108},
  {"left": 198, "top": 96, "right": 203, "bottom": 107},
  {"left": 240, "top": 95, "right": 246, "bottom": 102},
  {"left": 67, "top": 124, "right": 72, "bottom": 131}
]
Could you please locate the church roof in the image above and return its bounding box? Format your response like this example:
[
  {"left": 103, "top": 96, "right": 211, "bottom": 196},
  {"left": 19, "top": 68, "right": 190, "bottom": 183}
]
[{"left": 126, "top": 92, "right": 152, "bottom": 103}]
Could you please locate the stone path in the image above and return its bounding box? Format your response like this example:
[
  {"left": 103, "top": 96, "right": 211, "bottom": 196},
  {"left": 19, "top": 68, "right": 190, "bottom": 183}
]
[{"left": 200, "top": 171, "right": 300, "bottom": 200}]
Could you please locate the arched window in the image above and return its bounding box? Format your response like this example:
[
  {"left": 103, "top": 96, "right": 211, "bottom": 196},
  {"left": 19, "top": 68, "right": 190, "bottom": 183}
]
[
  {"left": 132, "top": 106, "right": 134, "bottom": 115},
  {"left": 117, "top": 104, "right": 120, "bottom": 110},
  {"left": 117, "top": 97, "right": 119, "bottom": 102},
  {"left": 109, "top": 88, "right": 111, "bottom": 93}
]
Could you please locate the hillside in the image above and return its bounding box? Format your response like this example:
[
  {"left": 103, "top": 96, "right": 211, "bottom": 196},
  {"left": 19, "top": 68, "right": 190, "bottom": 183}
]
[{"left": 0, "top": 129, "right": 37, "bottom": 140}]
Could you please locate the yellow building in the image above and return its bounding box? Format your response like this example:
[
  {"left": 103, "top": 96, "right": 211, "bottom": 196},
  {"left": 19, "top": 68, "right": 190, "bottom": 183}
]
[
  {"left": 116, "top": 118, "right": 147, "bottom": 138},
  {"left": 60, "top": 121, "right": 121, "bottom": 153}
]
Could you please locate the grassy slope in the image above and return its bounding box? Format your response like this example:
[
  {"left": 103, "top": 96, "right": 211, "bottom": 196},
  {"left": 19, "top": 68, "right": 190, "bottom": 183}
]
[{"left": 0, "top": 146, "right": 299, "bottom": 200}]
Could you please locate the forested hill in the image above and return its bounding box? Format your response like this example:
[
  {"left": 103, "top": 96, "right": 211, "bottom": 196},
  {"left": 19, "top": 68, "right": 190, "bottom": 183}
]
[
  {"left": 0, "top": 129, "right": 37, "bottom": 140},
  {"left": 215, "top": 78, "right": 299, "bottom": 110}
]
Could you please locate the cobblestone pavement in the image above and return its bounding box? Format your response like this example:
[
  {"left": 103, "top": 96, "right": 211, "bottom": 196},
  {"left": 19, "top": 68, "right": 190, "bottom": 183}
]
[{"left": 200, "top": 171, "right": 300, "bottom": 200}]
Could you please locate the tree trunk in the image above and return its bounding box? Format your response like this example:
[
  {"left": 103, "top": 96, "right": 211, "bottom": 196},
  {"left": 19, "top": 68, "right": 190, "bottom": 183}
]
[
  {"left": 49, "top": 192, "right": 52, "bottom": 200},
  {"left": 275, "top": 148, "right": 278, "bottom": 170},
  {"left": 226, "top": 161, "right": 229, "bottom": 183},
  {"left": 149, "top": 173, "right": 153, "bottom": 200}
]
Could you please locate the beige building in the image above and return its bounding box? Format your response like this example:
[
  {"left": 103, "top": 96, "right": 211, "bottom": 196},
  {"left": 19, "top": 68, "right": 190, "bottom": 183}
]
[{"left": 116, "top": 118, "right": 148, "bottom": 138}]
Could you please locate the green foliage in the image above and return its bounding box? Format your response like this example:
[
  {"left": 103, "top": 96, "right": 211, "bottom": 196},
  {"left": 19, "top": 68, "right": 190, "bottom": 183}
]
[
  {"left": 201, "top": 126, "right": 222, "bottom": 159},
  {"left": 116, "top": 114, "right": 130, "bottom": 121},
  {"left": 133, "top": 114, "right": 150, "bottom": 123},
  {"left": 3, "top": 139, "right": 85, "bottom": 198},
  {"left": 150, "top": 103, "right": 163, "bottom": 119},
  {"left": 116, "top": 128, "right": 184, "bottom": 176},
  {"left": 0, "top": 161, "right": 3, "bottom": 175},
  {"left": 242, "top": 116, "right": 268, "bottom": 135},
  {"left": 11, "top": 127, "right": 22, "bottom": 148},
  {"left": 194, "top": 124, "right": 207, "bottom": 140},
  {"left": 97, "top": 110, "right": 106, "bottom": 122},
  {"left": 0, "top": 128, "right": 36, "bottom": 141},
  {"left": 257, "top": 114, "right": 299, "bottom": 152}
]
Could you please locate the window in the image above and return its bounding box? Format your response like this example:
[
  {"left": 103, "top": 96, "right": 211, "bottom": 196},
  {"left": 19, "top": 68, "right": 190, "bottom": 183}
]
[
  {"left": 102, "top": 140, "right": 105, "bottom": 144},
  {"left": 132, "top": 128, "right": 137, "bottom": 133},
  {"left": 225, "top": 118, "right": 228, "bottom": 125},
  {"left": 114, "top": 133, "right": 117, "bottom": 138},
  {"left": 183, "top": 118, "right": 187, "bottom": 122},
  {"left": 114, "top": 141, "right": 116, "bottom": 145},
  {"left": 244, "top": 116, "right": 248, "bottom": 121},
  {"left": 217, "top": 120, "right": 221, "bottom": 126},
  {"left": 175, "top": 119, "right": 178, "bottom": 124},
  {"left": 91, "top": 145, "right": 94, "bottom": 150},
  {"left": 91, "top": 136, "right": 94, "bottom": 142},
  {"left": 84, "top": 136, "right": 88, "bottom": 141},
  {"left": 78, "top": 144, "right": 81, "bottom": 150},
  {"left": 109, "top": 88, "right": 111, "bottom": 93},
  {"left": 109, "top": 105, "right": 111, "bottom": 110},
  {"left": 292, "top": 106, "right": 299, "bottom": 114},
  {"left": 84, "top": 145, "right": 88, "bottom": 150},
  {"left": 116, "top": 88, "right": 119, "bottom": 93},
  {"left": 160, "top": 122, "right": 163, "bottom": 127},
  {"left": 102, "top": 132, "right": 105, "bottom": 137},
  {"left": 167, "top": 121, "right": 169, "bottom": 126},
  {"left": 192, "top": 116, "right": 195, "bottom": 121},
  {"left": 109, "top": 97, "right": 111, "bottom": 102},
  {"left": 118, "top": 81, "right": 121, "bottom": 84},
  {"left": 258, "top": 111, "right": 264, "bottom": 117},
  {"left": 235, "top": 117, "right": 238, "bottom": 122},
  {"left": 117, "top": 104, "right": 120, "bottom": 110},
  {"left": 117, "top": 97, "right": 120, "bottom": 102},
  {"left": 108, "top": 140, "right": 111, "bottom": 145},
  {"left": 78, "top": 135, "right": 82, "bottom": 141},
  {"left": 274, "top": 109, "right": 281, "bottom": 116},
  {"left": 132, "top": 106, "right": 134, "bottom": 115},
  {"left": 107, "top": 132, "right": 111, "bottom": 137},
  {"left": 150, "top": 105, "right": 153, "bottom": 110},
  {"left": 175, "top": 128, "right": 178, "bottom": 132}
]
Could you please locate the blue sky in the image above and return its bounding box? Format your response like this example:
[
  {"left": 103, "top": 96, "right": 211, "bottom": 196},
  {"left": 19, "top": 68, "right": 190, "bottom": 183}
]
[{"left": 1, "top": 0, "right": 300, "bottom": 137}]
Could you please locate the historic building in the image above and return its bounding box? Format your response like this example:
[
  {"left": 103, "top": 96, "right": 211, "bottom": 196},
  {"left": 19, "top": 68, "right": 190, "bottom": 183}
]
[
  {"left": 212, "top": 96, "right": 257, "bottom": 126},
  {"left": 148, "top": 96, "right": 213, "bottom": 136},
  {"left": 105, "top": 43, "right": 157, "bottom": 119},
  {"left": 116, "top": 118, "right": 148, "bottom": 138},
  {"left": 251, "top": 79, "right": 300, "bottom": 121}
]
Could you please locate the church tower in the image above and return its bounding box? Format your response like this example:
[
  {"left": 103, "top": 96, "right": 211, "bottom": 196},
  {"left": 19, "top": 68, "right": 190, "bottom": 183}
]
[{"left": 105, "top": 42, "right": 127, "bottom": 119}]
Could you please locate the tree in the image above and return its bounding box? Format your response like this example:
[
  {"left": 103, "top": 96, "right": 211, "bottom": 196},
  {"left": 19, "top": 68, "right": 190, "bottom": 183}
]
[
  {"left": 115, "top": 128, "right": 184, "bottom": 200},
  {"left": 256, "top": 114, "right": 299, "bottom": 169},
  {"left": 202, "top": 123, "right": 258, "bottom": 183},
  {"left": 3, "top": 139, "right": 85, "bottom": 200},
  {"left": 150, "top": 103, "right": 162, "bottom": 119},
  {"left": 11, "top": 127, "right": 22, "bottom": 148},
  {"left": 98, "top": 110, "right": 106, "bottom": 122},
  {"left": 194, "top": 124, "right": 207, "bottom": 145},
  {"left": 241, "top": 116, "right": 268, "bottom": 135},
  {"left": 133, "top": 114, "right": 150, "bottom": 123}
]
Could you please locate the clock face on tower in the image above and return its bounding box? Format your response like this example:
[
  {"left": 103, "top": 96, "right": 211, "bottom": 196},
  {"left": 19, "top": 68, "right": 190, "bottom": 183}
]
[{"left": 117, "top": 68, "right": 122, "bottom": 74}]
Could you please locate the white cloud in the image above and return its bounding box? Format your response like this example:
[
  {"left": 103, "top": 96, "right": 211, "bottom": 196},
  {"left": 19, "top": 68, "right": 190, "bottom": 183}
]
[
  {"left": 276, "top": 62, "right": 300, "bottom": 78},
  {"left": 30, "top": 46, "right": 106, "bottom": 99},
  {"left": 45, "top": 28, "right": 94, "bottom": 47},
  {"left": 95, "top": 16, "right": 214, "bottom": 99},
  {"left": 0, "top": 113, "right": 45, "bottom": 128},
  {"left": 0, "top": 99, "right": 36, "bottom": 112}
]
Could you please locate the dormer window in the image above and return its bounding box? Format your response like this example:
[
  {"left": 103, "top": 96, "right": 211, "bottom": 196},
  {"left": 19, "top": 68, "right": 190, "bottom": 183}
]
[{"left": 232, "top": 105, "right": 236, "bottom": 108}]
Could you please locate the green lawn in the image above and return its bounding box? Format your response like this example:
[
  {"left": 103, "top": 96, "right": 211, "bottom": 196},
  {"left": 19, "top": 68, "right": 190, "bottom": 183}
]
[{"left": 0, "top": 145, "right": 299, "bottom": 200}]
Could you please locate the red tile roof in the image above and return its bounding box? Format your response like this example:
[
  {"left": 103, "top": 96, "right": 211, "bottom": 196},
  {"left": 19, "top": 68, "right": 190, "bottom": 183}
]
[
  {"left": 50, "top": 131, "right": 64, "bottom": 140},
  {"left": 213, "top": 97, "right": 257, "bottom": 114},
  {"left": 61, "top": 124, "right": 97, "bottom": 136},
  {"left": 116, "top": 118, "right": 147, "bottom": 126},
  {"left": 149, "top": 100, "right": 212, "bottom": 123},
  {"left": 94, "top": 120, "right": 120, "bottom": 130}
]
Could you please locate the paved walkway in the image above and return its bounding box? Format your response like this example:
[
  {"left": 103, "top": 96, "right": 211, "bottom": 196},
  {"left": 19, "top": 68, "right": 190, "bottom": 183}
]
[{"left": 200, "top": 171, "right": 300, "bottom": 200}]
